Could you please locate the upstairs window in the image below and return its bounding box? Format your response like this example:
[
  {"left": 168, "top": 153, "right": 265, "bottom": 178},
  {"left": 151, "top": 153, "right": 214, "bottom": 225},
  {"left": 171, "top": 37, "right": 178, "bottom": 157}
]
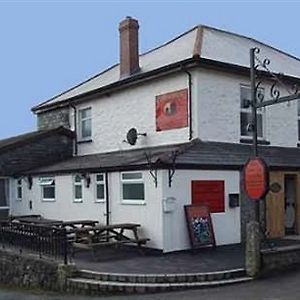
[
  {"left": 121, "top": 172, "right": 145, "bottom": 204},
  {"left": 16, "top": 178, "right": 22, "bottom": 200},
  {"left": 74, "top": 175, "right": 83, "bottom": 202},
  {"left": 39, "top": 177, "right": 55, "bottom": 202},
  {"left": 240, "top": 85, "right": 265, "bottom": 139},
  {"left": 95, "top": 174, "right": 105, "bottom": 202},
  {"left": 79, "top": 107, "right": 92, "bottom": 140}
]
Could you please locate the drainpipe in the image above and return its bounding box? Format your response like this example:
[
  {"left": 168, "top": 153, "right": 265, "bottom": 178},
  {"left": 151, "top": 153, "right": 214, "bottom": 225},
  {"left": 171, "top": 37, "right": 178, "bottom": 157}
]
[
  {"left": 105, "top": 172, "right": 110, "bottom": 226},
  {"left": 182, "top": 68, "right": 193, "bottom": 140},
  {"left": 70, "top": 104, "right": 78, "bottom": 156}
]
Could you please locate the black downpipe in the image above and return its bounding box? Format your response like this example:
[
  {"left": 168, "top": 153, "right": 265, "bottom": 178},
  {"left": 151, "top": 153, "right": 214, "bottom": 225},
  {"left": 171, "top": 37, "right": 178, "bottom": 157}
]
[
  {"left": 105, "top": 172, "right": 110, "bottom": 226},
  {"left": 70, "top": 104, "right": 78, "bottom": 155},
  {"left": 183, "top": 69, "right": 193, "bottom": 140}
]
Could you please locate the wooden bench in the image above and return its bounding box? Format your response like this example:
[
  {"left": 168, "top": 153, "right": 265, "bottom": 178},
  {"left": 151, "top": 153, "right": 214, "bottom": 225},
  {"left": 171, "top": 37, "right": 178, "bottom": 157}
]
[{"left": 71, "top": 223, "right": 150, "bottom": 255}]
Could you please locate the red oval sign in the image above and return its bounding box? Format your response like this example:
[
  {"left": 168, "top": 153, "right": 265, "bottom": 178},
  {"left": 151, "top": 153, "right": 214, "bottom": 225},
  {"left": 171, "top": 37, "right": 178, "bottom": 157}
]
[{"left": 243, "top": 157, "right": 268, "bottom": 201}]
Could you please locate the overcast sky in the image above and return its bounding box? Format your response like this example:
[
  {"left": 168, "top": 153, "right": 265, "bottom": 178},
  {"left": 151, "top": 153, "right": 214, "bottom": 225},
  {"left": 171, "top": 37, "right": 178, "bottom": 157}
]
[{"left": 0, "top": 1, "right": 299, "bottom": 138}]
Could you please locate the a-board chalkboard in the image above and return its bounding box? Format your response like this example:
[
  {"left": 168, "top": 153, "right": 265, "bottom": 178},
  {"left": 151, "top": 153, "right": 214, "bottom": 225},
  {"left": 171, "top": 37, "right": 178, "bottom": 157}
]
[{"left": 184, "top": 205, "right": 215, "bottom": 249}]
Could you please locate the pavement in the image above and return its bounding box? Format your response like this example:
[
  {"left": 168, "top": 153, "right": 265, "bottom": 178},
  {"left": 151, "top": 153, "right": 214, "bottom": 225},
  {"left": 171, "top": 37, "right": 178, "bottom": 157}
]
[
  {"left": 1, "top": 268, "right": 300, "bottom": 300},
  {"left": 73, "top": 244, "right": 245, "bottom": 273}
]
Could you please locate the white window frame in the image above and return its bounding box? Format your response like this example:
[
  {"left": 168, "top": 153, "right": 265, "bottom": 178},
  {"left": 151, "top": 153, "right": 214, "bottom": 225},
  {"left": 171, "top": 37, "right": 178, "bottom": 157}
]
[
  {"left": 78, "top": 107, "right": 92, "bottom": 141},
  {"left": 121, "top": 171, "right": 145, "bottom": 205},
  {"left": 16, "top": 178, "right": 22, "bottom": 201},
  {"left": 73, "top": 174, "right": 83, "bottom": 203},
  {"left": 95, "top": 173, "right": 105, "bottom": 203},
  {"left": 39, "top": 177, "right": 56, "bottom": 202},
  {"left": 240, "top": 85, "right": 266, "bottom": 140}
]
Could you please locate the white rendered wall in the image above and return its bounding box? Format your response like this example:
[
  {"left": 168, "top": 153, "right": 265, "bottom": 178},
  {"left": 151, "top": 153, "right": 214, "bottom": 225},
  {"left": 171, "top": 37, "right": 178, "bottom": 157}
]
[
  {"left": 10, "top": 171, "right": 164, "bottom": 250},
  {"left": 10, "top": 176, "right": 107, "bottom": 223},
  {"left": 70, "top": 72, "right": 198, "bottom": 155},
  {"left": 196, "top": 69, "right": 298, "bottom": 147},
  {"left": 161, "top": 170, "right": 240, "bottom": 252}
]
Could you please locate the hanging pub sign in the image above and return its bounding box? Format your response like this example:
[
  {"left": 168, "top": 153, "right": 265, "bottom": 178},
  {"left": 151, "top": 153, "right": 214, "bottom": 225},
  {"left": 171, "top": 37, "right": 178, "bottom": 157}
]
[{"left": 243, "top": 157, "right": 269, "bottom": 201}]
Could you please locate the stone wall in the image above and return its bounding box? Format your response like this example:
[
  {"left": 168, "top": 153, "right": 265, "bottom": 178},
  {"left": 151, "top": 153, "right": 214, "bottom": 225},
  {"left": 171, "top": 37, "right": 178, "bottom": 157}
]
[
  {"left": 261, "top": 245, "right": 300, "bottom": 274},
  {"left": 37, "top": 107, "right": 70, "bottom": 131},
  {"left": 0, "top": 249, "right": 76, "bottom": 291}
]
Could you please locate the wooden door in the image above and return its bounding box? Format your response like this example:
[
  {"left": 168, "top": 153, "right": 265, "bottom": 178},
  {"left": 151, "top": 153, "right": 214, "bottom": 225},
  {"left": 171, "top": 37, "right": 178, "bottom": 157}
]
[{"left": 266, "top": 172, "right": 285, "bottom": 238}]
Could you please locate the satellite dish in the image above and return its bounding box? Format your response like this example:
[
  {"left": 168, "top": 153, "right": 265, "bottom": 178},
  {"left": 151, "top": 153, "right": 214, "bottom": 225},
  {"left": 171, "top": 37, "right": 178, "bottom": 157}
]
[{"left": 126, "top": 128, "right": 138, "bottom": 145}]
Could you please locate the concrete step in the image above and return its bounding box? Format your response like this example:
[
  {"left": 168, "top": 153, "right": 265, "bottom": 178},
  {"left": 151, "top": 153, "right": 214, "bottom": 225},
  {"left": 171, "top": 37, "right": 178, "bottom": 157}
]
[
  {"left": 67, "top": 276, "right": 252, "bottom": 295},
  {"left": 76, "top": 268, "right": 246, "bottom": 284}
]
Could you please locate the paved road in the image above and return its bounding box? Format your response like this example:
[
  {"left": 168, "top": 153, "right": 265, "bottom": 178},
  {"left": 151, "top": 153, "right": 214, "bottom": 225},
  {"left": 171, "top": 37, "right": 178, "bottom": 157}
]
[{"left": 1, "top": 270, "right": 300, "bottom": 300}]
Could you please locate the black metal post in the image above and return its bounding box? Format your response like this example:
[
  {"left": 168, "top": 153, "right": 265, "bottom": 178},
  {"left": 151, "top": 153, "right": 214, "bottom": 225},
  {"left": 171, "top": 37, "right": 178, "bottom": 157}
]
[{"left": 250, "top": 48, "right": 260, "bottom": 222}]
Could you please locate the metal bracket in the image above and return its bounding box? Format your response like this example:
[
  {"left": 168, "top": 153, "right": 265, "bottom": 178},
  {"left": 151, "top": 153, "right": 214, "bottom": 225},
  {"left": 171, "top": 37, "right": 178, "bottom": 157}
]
[
  {"left": 144, "top": 152, "right": 158, "bottom": 187},
  {"left": 168, "top": 151, "right": 178, "bottom": 187}
]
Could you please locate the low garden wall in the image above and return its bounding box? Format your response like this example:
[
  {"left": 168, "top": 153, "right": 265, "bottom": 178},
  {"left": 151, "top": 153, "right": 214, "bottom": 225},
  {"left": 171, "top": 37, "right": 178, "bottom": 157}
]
[
  {"left": 261, "top": 244, "right": 300, "bottom": 274},
  {"left": 0, "top": 248, "right": 76, "bottom": 291}
]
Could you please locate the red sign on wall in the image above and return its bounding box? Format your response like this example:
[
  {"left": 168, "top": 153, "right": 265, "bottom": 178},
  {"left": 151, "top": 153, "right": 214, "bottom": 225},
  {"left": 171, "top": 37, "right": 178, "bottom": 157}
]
[
  {"left": 243, "top": 157, "right": 269, "bottom": 201},
  {"left": 156, "top": 89, "right": 188, "bottom": 131}
]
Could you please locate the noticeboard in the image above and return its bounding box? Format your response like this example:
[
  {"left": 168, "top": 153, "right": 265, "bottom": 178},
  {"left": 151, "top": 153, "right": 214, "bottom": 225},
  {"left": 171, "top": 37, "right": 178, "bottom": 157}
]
[{"left": 184, "top": 204, "right": 215, "bottom": 249}]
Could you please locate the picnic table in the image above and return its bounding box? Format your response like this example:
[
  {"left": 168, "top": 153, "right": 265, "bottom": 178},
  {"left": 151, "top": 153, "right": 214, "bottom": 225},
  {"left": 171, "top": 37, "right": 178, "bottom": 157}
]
[{"left": 72, "top": 223, "right": 149, "bottom": 253}]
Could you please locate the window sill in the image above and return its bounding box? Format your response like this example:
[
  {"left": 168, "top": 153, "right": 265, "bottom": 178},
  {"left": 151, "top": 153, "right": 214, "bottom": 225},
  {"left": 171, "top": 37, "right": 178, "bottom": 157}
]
[
  {"left": 73, "top": 199, "right": 83, "bottom": 203},
  {"left": 95, "top": 200, "right": 105, "bottom": 203},
  {"left": 240, "top": 138, "right": 270, "bottom": 145},
  {"left": 77, "top": 139, "right": 93, "bottom": 144},
  {"left": 42, "top": 199, "right": 56, "bottom": 202},
  {"left": 16, "top": 199, "right": 22, "bottom": 202},
  {"left": 121, "top": 200, "right": 146, "bottom": 206}
]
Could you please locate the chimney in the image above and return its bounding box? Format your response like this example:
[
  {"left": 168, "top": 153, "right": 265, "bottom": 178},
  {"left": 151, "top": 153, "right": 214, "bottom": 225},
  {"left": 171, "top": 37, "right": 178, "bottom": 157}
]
[{"left": 119, "top": 16, "right": 140, "bottom": 78}]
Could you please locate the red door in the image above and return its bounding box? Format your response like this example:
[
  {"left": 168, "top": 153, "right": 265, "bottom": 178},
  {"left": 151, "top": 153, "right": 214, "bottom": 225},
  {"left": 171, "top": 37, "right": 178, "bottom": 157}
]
[{"left": 192, "top": 180, "right": 225, "bottom": 213}]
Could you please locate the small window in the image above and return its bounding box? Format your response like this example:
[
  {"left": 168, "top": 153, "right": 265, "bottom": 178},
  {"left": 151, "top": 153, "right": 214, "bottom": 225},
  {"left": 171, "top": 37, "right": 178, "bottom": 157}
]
[
  {"left": 121, "top": 172, "right": 145, "bottom": 204},
  {"left": 79, "top": 107, "right": 92, "bottom": 140},
  {"left": 95, "top": 173, "right": 105, "bottom": 202},
  {"left": 74, "top": 175, "right": 83, "bottom": 202},
  {"left": 39, "top": 177, "right": 55, "bottom": 202},
  {"left": 16, "top": 178, "right": 22, "bottom": 200},
  {"left": 240, "top": 85, "right": 265, "bottom": 139}
]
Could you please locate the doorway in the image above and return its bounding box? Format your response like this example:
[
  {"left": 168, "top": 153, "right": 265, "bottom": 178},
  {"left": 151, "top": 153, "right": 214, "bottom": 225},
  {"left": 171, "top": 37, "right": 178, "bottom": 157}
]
[
  {"left": 0, "top": 178, "right": 9, "bottom": 219},
  {"left": 284, "top": 175, "right": 297, "bottom": 235}
]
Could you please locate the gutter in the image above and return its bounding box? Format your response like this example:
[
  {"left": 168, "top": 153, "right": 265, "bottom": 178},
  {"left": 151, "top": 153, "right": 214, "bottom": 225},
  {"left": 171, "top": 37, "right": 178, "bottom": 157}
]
[{"left": 182, "top": 67, "right": 193, "bottom": 140}]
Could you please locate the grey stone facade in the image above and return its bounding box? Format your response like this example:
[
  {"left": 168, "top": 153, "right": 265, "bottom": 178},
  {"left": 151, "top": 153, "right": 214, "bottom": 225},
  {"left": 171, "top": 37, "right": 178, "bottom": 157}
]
[{"left": 37, "top": 107, "right": 70, "bottom": 130}]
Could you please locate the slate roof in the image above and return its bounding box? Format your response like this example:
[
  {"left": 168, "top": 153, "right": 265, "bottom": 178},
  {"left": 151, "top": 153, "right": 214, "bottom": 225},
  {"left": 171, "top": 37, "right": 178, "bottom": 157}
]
[
  {"left": 0, "top": 127, "right": 74, "bottom": 154},
  {"left": 25, "top": 139, "right": 300, "bottom": 175},
  {"left": 32, "top": 25, "right": 300, "bottom": 112}
]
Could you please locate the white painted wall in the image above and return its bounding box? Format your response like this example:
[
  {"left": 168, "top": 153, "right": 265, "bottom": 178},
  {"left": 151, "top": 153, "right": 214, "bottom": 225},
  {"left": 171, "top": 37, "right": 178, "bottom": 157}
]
[
  {"left": 196, "top": 69, "right": 298, "bottom": 147},
  {"left": 10, "top": 170, "right": 164, "bottom": 250},
  {"left": 70, "top": 72, "right": 197, "bottom": 155},
  {"left": 161, "top": 170, "right": 241, "bottom": 252}
]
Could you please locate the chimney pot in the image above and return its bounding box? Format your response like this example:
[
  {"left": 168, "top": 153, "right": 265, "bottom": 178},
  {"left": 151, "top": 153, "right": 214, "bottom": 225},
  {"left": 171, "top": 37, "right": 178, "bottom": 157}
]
[{"left": 119, "top": 17, "right": 140, "bottom": 78}]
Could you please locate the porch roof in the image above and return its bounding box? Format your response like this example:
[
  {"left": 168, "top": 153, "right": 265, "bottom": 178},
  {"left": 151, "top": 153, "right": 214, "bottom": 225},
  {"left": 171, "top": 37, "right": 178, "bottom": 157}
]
[{"left": 24, "top": 139, "right": 300, "bottom": 175}]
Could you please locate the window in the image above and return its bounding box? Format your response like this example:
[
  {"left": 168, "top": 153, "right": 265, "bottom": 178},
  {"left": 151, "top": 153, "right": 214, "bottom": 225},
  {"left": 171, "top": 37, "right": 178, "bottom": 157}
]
[
  {"left": 16, "top": 178, "right": 22, "bottom": 200},
  {"left": 121, "top": 172, "right": 145, "bottom": 204},
  {"left": 39, "top": 177, "right": 55, "bottom": 201},
  {"left": 95, "top": 173, "right": 105, "bottom": 202},
  {"left": 298, "top": 100, "right": 300, "bottom": 141},
  {"left": 240, "top": 85, "right": 265, "bottom": 139},
  {"left": 79, "top": 107, "right": 92, "bottom": 140},
  {"left": 74, "top": 175, "right": 83, "bottom": 202}
]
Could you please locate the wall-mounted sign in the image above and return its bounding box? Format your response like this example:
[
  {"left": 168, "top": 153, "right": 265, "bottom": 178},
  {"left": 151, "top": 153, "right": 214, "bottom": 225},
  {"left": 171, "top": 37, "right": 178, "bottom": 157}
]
[
  {"left": 269, "top": 182, "right": 282, "bottom": 193},
  {"left": 243, "top": 157, "right": 269, "bottom": 201},
  {"left": 156, "top": 89, "right": 188, "bottom": 131}
]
